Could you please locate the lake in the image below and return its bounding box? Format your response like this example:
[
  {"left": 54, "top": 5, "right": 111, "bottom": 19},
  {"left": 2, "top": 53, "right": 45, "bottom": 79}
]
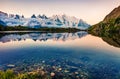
[{"left": 0, "top": 31, "right": 120, "bottom": 79}]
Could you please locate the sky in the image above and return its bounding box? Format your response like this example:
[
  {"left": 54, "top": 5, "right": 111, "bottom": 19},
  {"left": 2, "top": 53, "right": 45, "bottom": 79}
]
[{"left": 0, "top": 0, "right": 120, "bottom": 25}]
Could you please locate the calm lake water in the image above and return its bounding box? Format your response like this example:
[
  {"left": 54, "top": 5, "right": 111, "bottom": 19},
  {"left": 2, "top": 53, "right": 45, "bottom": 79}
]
[{"left": 0, "top": 31, "right": 120, "bottom": 79}]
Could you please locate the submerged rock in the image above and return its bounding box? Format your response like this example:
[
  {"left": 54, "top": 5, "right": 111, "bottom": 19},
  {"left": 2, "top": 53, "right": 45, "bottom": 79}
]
[
  {"left": 58, "top": 68, "right": 62, "bottom": 71},
  {"left": 7, "top": 64, "right": 15, "bottom": 68},
  {"left": 51, "top": 72, "right": 55, "bottom": 77}
]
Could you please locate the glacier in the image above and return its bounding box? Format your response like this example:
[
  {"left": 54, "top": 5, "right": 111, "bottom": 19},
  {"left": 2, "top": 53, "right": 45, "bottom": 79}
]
[{"left": 0, "top": 11, "right": 90, "bottom": 29}]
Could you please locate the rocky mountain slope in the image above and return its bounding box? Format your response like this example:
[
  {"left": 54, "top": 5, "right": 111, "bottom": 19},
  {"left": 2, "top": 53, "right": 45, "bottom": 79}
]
[{"left": 89, "top": 6, "right": 120, "bottom": 33}]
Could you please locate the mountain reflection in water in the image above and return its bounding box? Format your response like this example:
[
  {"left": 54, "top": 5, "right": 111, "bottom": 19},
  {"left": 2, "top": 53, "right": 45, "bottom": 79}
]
[{"left": 0, "top": 31, "right": 87, "bottom": 43}]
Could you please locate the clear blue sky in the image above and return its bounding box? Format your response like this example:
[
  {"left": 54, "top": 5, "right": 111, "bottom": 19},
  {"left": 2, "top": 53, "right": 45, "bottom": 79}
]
[{"left": 0, "top": 0, "right": 120, "bottom": 24}]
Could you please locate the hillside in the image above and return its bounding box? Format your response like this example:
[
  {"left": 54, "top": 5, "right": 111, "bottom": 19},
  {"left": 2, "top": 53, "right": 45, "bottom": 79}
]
[{"left": 89, "top": 6, "right": 120, "bottom": 33}]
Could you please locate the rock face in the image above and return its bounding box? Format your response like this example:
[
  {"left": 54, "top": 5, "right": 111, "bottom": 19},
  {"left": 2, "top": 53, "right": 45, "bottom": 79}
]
[
  {"left": 89, "top": 6, "right": 120, "bottom": 33},
  {"left": 14, "top": 15, "right": 20, "bottom": 19},
  {"left": 31, "top": 14, "right": 36, "bottom": 18},
  {"left": 0, "top": 11, "right": 90, "bottom": 29},
  {"left": 0, "top": 11, "right": 8, "bottom": 17},
  {"left": 0, "top": 20, "right": 6, "bottom": 26}
]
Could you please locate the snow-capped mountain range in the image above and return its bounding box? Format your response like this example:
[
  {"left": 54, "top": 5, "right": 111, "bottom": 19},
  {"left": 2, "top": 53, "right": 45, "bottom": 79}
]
[{"left": 0, "top": 11, "right": 90, "bottom": 29}]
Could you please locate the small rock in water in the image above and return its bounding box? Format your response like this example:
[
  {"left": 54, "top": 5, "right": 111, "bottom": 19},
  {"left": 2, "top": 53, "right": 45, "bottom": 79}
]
[
  {"left": 51, "top": 72, "right": 55, "bottom": 77},
  {"left": 64, "top": 70, "right": 69, "bottom": 73},
  {"left": 42, "top": 60, "right": 45, "bottom": 63},
  {"left": 75, "top": 72, "right": 79, "bottom": 74},
  {"left": 7, "top": 64, "right": 15, "bottom": 68},
  {"left": 41, "top": 66, "right": 44, "bottom": 69},
  {"left": 39, "top": 71, "right": 45, "bottom": 76},
  {"left": 58, "top": 68, "right": 62, "bottom": 71},
  {"left": 81, "top": 74, "right": 83, "bottom": 77},
  {"left": 52, "top": 66, "right": 56, "bottom": 69}
]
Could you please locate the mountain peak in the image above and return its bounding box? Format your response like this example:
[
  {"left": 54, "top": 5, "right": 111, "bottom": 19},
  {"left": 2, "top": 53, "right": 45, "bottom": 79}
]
[
  {"left": 14, "top": 14, "right": 20, "bottom": 19},
  {"left": 22, "top": 15, "right": 24, "bottom": 18},
  {"left": 31, "top": 14, "right": 36, "bottom": 18},
  {"left": 0, "top": 11, "right": 8, "bottom": 17}
]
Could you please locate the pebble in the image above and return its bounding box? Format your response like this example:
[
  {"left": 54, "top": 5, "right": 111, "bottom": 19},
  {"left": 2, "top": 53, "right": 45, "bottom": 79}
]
[
  {"left": 51, "top": 72, "right": 55, "bottom": 77},
  {"left": 41, "top": 66, "right": 44, "bottom": 69},
  {"left": 58, "top": 68, "right": 62, "bottom": 71},
  {"left": 52, "top": 66, "right": 56, "bottom": 69},
  {"left": 75, "top": 72, "right": 79, "bottom": 74},
  {"left": 7, "top": 64, "right": 15, "bottom": 68},
  {"left": 42, "top": 61, "right": 45, "bottom": 63},
  {"left": 40, "top": 71, "right": 45, "bottom": 76},
  {"left": 64, "top": 70, "right": 69, "bottom": 73}
]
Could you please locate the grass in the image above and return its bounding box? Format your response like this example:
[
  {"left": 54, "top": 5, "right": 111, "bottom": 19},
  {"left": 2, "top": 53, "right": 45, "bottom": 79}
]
[{"left": 0, "top": 69, "right": 51, "bottom": 79}]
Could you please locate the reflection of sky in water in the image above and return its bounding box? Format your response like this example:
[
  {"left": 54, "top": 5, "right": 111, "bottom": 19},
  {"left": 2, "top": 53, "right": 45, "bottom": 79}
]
[
  {"left": 0, "top": 32, "right": 120, "bottom": 79},
  {"left": 0, "top": 32, "right": 119, "bottom": 53}
]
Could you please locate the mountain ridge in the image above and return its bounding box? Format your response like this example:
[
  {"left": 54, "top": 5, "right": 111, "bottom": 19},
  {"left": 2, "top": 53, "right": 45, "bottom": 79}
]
[
  {"left": 103, "top": 6, "right": 120, "bottom": 23},
  {"left": 89, "top": 5, "right": 120, "bottom": 33},
  {"left": 0, "top": 11, "right": 90, "bottom": 29}
]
